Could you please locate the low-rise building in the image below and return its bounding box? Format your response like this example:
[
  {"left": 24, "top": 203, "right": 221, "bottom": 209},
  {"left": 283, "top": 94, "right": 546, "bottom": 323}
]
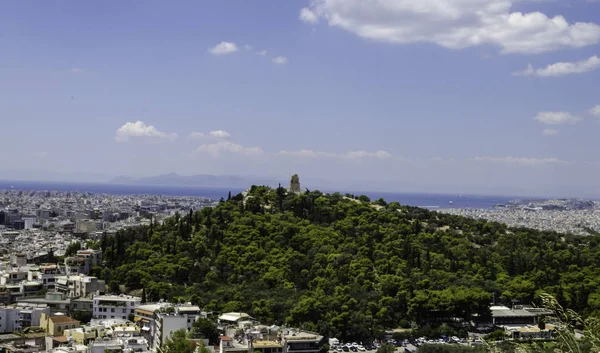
[
  {"left": 75, "top": 249, "right": 102, "bottom": 267},
  {"left": 17, "top": 304, "right": 51, "bottom": 329},
  {"left": 55, "top": 275, "right": 106, "bottom": 298},
  {"left": 88, "top": 336, "right": 149, "bottom": 353},
  {"left": 39, "top": 313, "right": 80, "bottom": 336},
  {"left": 28, "top": 264, "right": 59, "bottom": 291},
  {"left": 93, "top": 295, "right": 140, "bottom": 321},
  {"left": 134, "top": 303, "right": 206, "bottom": 350},
  {"left": 0, "top": 307, "right": 23, "bottom": 333},
  {"left": 218, "top": 312, "right": 254, "bottom": 328},
  {"left": 281, "top": 329, "right": 325, "bottom": 353},
  {"left": 9, "top": 254, "right": 27, "bottom": 268},
  {"left": 17, "top": 292, "right": 71, "bottom": 314}
]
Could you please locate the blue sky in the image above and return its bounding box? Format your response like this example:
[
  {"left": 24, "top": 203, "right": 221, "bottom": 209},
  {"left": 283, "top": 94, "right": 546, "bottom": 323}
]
[{"left": 1, "top": 0, "right": 600, "bottom": 196}]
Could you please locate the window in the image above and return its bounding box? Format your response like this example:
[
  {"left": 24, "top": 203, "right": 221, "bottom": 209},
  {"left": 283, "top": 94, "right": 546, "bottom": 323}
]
[
  {"left": 122, "top": 309, "right": 126, "bottom": 313},
  {"left": 111, "top": 308, "right": 115, "bottom": 313}
]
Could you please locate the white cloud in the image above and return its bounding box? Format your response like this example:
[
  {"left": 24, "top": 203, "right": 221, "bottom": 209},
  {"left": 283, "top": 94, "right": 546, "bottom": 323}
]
[
  {"left": 257, "top": 50, "right": 267, "bottom": 56},
  {"left": 534, "top": 111, "right": 581, "bottom": 125},
  {"left": 71, "top": 68, "right": 84, "bottom": 73},
  {"left": 344, "top": 150, "right": 392, "bottom": 159},
  {"left": 278, "top": 149, "right": 392, "bottom": 160},
  {"left": 542, "top": 129, "right": 559, "bottom": 136},
  {"left": 474, "top": 156, "right": 566, "bottom": 165},
  {"left": 208, "top": 42, "right": 238, "bottom": 55},
  {"left": 513, "top": 56, "right": 600, "bottom": 77},
  {"left": 209, "top": 130, "right": 231, "bottom": 138},
  {"left": 272, "top": 56, "right": 288, "bottom": 65},
  {"left": 278, "top": 150, "right": 336, "bottom": 158},
  {"left": 188, "top": 132, "right": 205, "bottom": 139},
  {"left": 197, "top": 141, "right": 264, "bottom": 157},
  {"left": 299, "top": 7, "right": 318, "bottom": 24},
  {"left": 115, "top": 121, "right": 177, "bottom": 142},
  {"left": 301, "top": 0, "right": 600, "bottom": 54},
  {"left": 589, "top": 105, "right": 600, "bottom": 117}
]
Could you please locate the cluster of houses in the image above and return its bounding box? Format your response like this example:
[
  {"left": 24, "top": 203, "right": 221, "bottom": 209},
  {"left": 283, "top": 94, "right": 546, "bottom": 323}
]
[
  {"left": 0, "top": 247, "right": 326, "bottom": 353},
  {"left": 0, "top": 300, "right": 325, "bottom": 353}
]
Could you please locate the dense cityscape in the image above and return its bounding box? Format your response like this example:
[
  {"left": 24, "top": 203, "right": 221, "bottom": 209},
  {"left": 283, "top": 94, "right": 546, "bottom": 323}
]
[{"left": 440, "top": 199, "right": 600, "bottom": 236}]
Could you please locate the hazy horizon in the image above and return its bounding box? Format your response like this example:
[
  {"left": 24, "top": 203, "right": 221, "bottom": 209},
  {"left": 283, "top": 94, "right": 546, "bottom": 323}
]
[{"left": 0, "top": 169, "right": 598, "bottom": 200}]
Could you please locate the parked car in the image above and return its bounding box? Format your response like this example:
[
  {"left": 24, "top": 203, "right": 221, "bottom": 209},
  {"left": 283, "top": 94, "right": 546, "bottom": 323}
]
[{"left": 358, "top": 346, "right": 366, "bottom": 351}]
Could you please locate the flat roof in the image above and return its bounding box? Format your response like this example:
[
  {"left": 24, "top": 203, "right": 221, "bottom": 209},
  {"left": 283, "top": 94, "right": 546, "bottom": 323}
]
[
  {"left": 284, "top": 331, "right": 323, "bottom": 341},
  {"left": 219, "top": 312, "right": 251, "bottom": 322},
  {"left": 136, "top": 304, "right": 161, "bottom": 313},
  {"left": 253, "top": 341, "right": 282, "bottom": 348},
  {"left": 50, "top": 316, "right": 80, "bottom": 324},
  {"left": 95, "top": 295, "right": 140, "bottom": 301},
  {"left": 491, "top": 309, "right": 536, "bottom": 318}
]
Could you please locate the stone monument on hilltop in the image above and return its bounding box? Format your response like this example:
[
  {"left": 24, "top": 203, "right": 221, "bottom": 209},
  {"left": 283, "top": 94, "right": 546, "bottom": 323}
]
[{"left": 290, "top": 174, "right": 301, "bottom": 194}]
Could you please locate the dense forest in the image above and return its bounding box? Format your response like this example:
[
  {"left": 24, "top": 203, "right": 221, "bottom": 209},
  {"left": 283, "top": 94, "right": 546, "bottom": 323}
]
[{"left": 94, "top": 186, "right": 600, "bottom": 340}]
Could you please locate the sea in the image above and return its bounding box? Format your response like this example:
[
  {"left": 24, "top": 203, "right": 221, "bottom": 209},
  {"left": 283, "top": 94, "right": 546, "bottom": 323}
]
[{"left": 0, "top": 180, "right": 520, "bottom": 209}]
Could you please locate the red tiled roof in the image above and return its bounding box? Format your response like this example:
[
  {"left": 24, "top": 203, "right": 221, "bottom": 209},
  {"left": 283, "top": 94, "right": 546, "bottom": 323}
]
[
  {"left": 50, "top": 316, "right": 79, "bottom": 324},
  {"left": 221, "top": 336, "right": 233, "bottom": 341}
]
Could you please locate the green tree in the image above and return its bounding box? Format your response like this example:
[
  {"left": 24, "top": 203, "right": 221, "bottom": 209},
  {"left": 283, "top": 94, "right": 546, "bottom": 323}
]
[
  {"left": 191, "top": 318, "right": 220, "bottom": 345},
  {"left": 163, "top": 329, "right": 196, "bottom": 353},
  {"left": 65, "top": 241, "right": 82, "bottom": 256},
  {"left": 376, "top": 344, "right": 395, "bottom": 353},
  {"left": 108, "top": 280, "right": 121, "bottom": 294}
]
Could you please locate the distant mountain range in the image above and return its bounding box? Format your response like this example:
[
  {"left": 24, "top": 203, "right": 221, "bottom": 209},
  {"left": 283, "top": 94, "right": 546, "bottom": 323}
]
[{"left": 109, "top": 173, "right": 280, "bottom": 188}]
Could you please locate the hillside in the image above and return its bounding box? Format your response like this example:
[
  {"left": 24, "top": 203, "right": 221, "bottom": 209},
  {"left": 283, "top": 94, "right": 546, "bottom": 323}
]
[{"left": 96, "top": 186, "right": 600, "bottom": 340}]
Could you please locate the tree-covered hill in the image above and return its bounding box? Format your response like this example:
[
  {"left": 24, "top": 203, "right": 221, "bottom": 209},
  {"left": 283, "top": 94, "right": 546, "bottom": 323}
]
[{"left": 97, "top": 186, "right": 600, "bottom": 340}]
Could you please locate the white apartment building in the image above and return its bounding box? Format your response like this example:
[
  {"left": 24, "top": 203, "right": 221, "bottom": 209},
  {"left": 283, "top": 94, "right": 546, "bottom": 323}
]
[
  {"left": 28, "top": 264, "right": 60, "bottom": 290},
  {"left": 0, "top": 307, "right": 21, "bottom": 333},
  {"left": 22, "top": 216, "right": 36, "bottom": 230},
  {"left": 93, "top": 295, "right": 140, "bottom": 320},
  {"left": 0, "top": 304, "right": 50, "bottom": 333},
  {"left": 134, "top": 303, "right": 205, "bottom": 350}
]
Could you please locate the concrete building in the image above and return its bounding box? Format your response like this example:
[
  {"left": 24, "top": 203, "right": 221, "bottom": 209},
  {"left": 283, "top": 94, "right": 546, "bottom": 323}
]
[
  {"left": 39, "top": 313, "right": 80, "bottom": 336},
  {"left": 22, "top": 217, "right": 36, "bottom": 230},
  {"left": 28, "top": 264, "right": 60, "bottom": 291},
  {"left": 36, "top": 209, "right": 51, "bottom": 222},
  {"left": 0, "top": 307, "right": 23, "bottom": 333},
  {"left": 17, "top": 304, "right": 51, "bottom": 329},
  {"left": 1, "top": 268, "right": 29, "bottom": 285},
  {"left": 9, "top": 254, "right": 27, "bottom": 268},
  {"left": 54, "top": 275, "right": 106, "bottom": 298},
  {"left": 88, "top": 336, "right": 149, "bottom": 353},
  {"left": 218, "top": 312, "right": 253, "bottom": 328},
  {"left": 75, "top": 249, "right": 102, "bottom": 267},
  {"left": 490, "top": 305, "right": 552, "bottom": 326},
  {"left": 75, "top": 220, "right": 102, "bottom": 234},
  {"left": 93, "top": 295, "right": 140, "bottom": 320},
  {"left": 60, "top": 257, "right": 88, "bottom": 276},
  {"left": 134, "top": 303, "right": 205, "bottom": 350},
  {"left": 282, "top": 329, "right": 326, "bottom": 353},
  {"left": 17, "top": 292, "right": 71, "bottom": 314}
]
